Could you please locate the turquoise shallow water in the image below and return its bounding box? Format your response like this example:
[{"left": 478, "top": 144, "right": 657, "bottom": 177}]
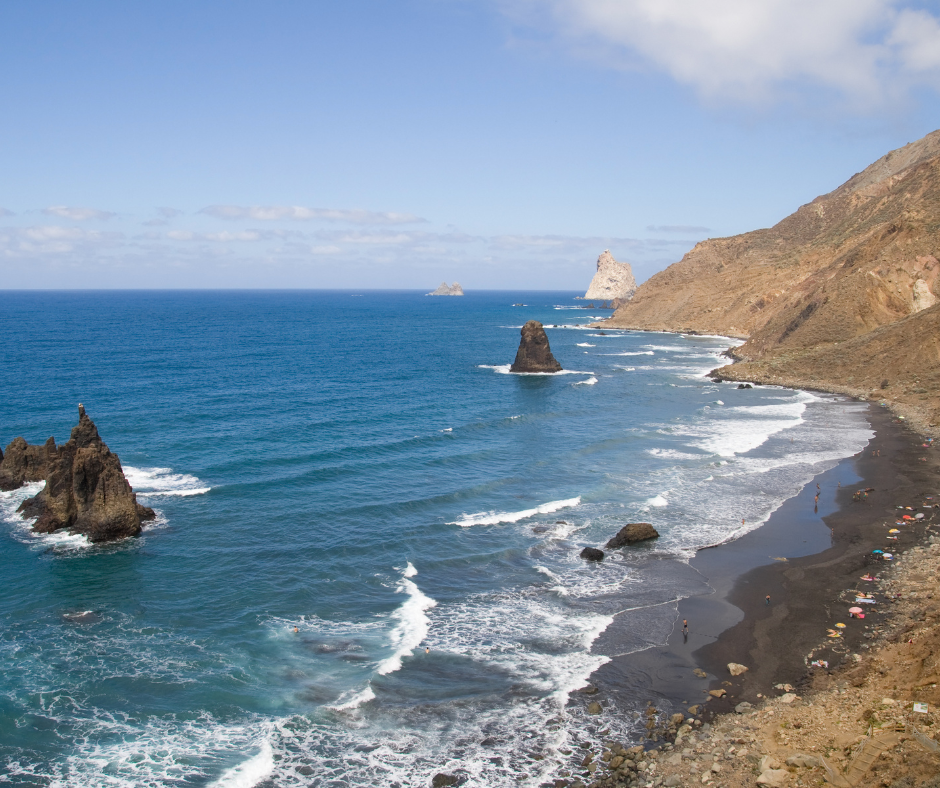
[{"left": 0, "top": 291, "right": 872, "bottom": 786}]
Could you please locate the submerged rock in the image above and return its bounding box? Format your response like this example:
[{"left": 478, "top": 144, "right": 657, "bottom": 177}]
[
  {"left": 18, "top": 405, "right": 155, "bottom": 543},
  {"left": 510, "top": 321, "right": 563, "bottom": 373},
  {"left": 579, "top": 547, "right": 604, "bottom": 561},
  {"left": 605, "top": 522, "right": 660, "bottom": 548},
  {"left": 0, "top": 435, "right": 56, "bottom": 491}
]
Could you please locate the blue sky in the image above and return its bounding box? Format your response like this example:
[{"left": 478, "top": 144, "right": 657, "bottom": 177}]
[{"left": 1, "top": 0, "right": 939, "bottom": 289}]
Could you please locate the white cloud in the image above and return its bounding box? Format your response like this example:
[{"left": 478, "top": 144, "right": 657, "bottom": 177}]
[
  {"left": 0, "top": 225, "right": 122, "bottom": 256},
  {"left": 504, "top": 0, "right": 940, "bottom": 106},
  {"left": 43, "top": 205, "right": 116, "bottom": 221},
  {"left": 166, "top": 230, "right": 262, "bottom": 242},
  {"left": 199, "top": 204, "right": 425, "bottom": 225}
]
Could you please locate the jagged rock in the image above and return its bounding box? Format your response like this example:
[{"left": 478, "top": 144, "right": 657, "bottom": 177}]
[
  {"left": 510, "top": 321, "right": 562, "bottom": 373},
  {"left": 580, "top": 547, "right": 604, "bottom": 561},
  {"left": 18, "top": 405, "right": 155, "bottom": 543},
  {"left": 587, "top": 701, "right": 603, "bottom": 715},
  {"left": 786, "top": 753, "right": 820, "bottom": 768},
  {"left": 737, "top": 383, "right": 752, "bottom": 389},
  {"left": 427, "top": 282, "right": 464, "bottom": 296},
  {"left": 584, "top": 250, "right": 637, "bottom": 301},
  {"left": 728, "top": 662, "right": 749, "bottom": 676},
  {"left": 0, "top": 436, "right": 56, "bottom": 491},
  {"left": 431, "top": 774, "right": 459, "bottom": 787},
  {"left": 756, "top": 769, "right": 789, "bottom": 787},
  {"left": 605, "top": 523, "right": 659, "bottom": 548}
]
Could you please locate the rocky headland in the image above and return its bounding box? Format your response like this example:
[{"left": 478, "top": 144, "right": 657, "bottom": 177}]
[
  {"left": 2, "top": 405, "right": 155, "bottom": 542},
  {"left": 584, "top": 251, "right": 637, "bottom": 302},
  {"left": 599, "top": 129, "right": 940, "bottom": 435},
  {"left": 510, "top": 320, "right": 563, "bottom": 373},
  {"left": 427, "top": 282, "right": 465, "bottom": 296}
]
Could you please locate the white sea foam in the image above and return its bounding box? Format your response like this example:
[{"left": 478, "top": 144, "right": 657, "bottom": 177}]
[
  {"left": 598, "top": 350, "right": 654, "bottom": 356},
  {"left": 646, "top": 494, "right": 669, "bottom": 507},
  {"left": 441, "top": 427, "right": 453, "bottom": 432},
  {"left": 125, "top": 466, "right": 210, "bottom": 497},
  {"left": 0, "top": 481, "right": 93, "bottom": 550},
  {"left": 574, "top": 376, "right": 598, "bottom": 385},
  {"left": 477, "top": 365, "right": 595, "bottom": 377},
  {"left": 327, "top": 684, "right": 376, "bottom": 711},
  {"left": 576, "top": 343, "right": 595, "bottom": 347},
  {"left": 449, "top": 496, "right": 581, "bottom": 527},
  {"left": 647, "top": 448, "right": 701, "bottom": 460},
  {"left": 376, "top": 563, "right": 436, "bottom": 675},
  {"left": 209, "top": 740, "right": 275, "bottom": 788}
]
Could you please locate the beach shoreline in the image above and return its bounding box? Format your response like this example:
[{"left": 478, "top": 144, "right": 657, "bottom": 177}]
[{"left": 569, "top": 398, "right": 939, "bottom": 765}]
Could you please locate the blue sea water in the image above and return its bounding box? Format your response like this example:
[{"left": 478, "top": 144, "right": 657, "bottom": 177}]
[{"left": 0, "top": 291, "right": 872, "bottom": 787}]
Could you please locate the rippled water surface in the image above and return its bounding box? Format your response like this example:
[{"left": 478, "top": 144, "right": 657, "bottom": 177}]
[{"left": 0, "top": 291, "right": 872, "bottom": 786}]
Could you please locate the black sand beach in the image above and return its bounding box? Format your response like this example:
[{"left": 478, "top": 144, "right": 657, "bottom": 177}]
[{"left": 581, "top": 402, "right": 940, "bottom": 730}]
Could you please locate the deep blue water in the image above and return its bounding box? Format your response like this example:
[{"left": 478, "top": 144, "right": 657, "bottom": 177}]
[{"left": 0, "top": 291, "right": 872, "bottom": 787}]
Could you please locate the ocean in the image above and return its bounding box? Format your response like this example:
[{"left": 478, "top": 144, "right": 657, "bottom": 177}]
[{"left": 0, "top": 290, "right": 872, "bottom": 787}]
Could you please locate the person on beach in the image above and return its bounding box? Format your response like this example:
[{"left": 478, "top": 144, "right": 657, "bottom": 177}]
[
  {"left": 682, "top": 619, "right": 688, "bottom": 636},
  {"left": 765, "top": 594, "right": 771, "bottom": 605}
]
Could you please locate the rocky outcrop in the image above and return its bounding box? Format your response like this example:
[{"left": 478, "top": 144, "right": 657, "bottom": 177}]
[
  {"left": 16, "top": 405, "right": 155, "bottom": 543},
  {"left": 0, "top": 436, "right": 56, "bottom": 490},
  {"left": 510, "top": 321, "right": 563, "bottom": 373},
  {"left": 583, "top": 251, "right": 637, "bottom": 301},
  {"left": 606, "top": 522, "right": 659, "bottom": 548},
  {"left": 427, "top": 282, "right": 464, "bottom": 296},
  {"left": 580, "top": 547, "right": 605, "bottom": 561}
]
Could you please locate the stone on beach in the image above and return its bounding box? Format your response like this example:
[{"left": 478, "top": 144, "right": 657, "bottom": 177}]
[
  {"left": 605, "top": 522, "right": 659, "bottom": 548},
  {"left": 727, "top": 662, "right": 749, "bottom": 676}
]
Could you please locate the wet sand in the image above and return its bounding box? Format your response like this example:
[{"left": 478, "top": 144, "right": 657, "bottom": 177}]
[{"left": 586, "top": 403, "right": 939, "bottom": 727}]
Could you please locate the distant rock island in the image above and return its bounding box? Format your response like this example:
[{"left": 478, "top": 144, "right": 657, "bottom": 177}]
[
  {"left": 510, "top": 320, "right": 563, "bottom": 373},
  {"left": 599, "top": 128, "right": 940, "bottom": 435},
  {"left": 427, "top": 282, "right": 464, "bottom": 296},
  {"left": 0, "top": 405, "right": 155, "bottom": 543},
  {"left": 582, "top": 250, "right": 637, "bottom": 302}
]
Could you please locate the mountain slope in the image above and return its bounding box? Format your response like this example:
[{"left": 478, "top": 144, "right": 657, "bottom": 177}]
[{"left": 601, "top": 130, "right": 940, "bottom": 433}]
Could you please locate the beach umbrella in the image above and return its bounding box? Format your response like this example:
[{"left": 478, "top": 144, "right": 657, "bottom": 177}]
[
  {"left": 884, "top": 553, "right": 894, "bottom": 559},
  {"left": 849, "top": 607, "right": 863, "bottom": 614},
  {"left": 873, "top": 549, "right": 884, "bottom": 554},
  {"left": 835, "top": 623, "right": 846, "bottom": 629},
  {"left": 903, "top": 515, "right": 913, "bottom": 520},
  {"left": 889, "top": 529, "right": 900, "bottom": 534},
  {"left": 915, "top": 513, "right": 924, "bottom": 519}
]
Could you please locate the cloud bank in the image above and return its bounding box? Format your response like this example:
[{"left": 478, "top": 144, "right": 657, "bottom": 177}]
[
  {"left": 42, "top": 205, "right": 116, "bottom": 221},
  {"left": 199, "top": 205, "right": 425, "bottom": 225},
  {"left": 505, "top": 0, "right": 940, "bottom": 107}
]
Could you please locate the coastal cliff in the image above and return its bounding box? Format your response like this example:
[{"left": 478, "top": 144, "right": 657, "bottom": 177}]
[
  {"left": 5, "top": 405, "right": 155, "bottom": 542},
  {"left": 583, "top": 250, "right": 637, "bottom": 301},
  {"left": 601, "top": 129, "right": 940, "bottom": 433}
]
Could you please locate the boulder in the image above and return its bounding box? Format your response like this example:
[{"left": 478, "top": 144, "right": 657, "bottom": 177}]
[
  {"left": 785, "top": 754, "right": 819, "bottom": 769},
  {"left": 587, "top": 701, "right": 603, "bottom": 714},
  {"left": 18, "top": 405, "right": 155, "bottom": 543},
  {"left": 510, "top": 321, "right": 563, "bottom": 373},
  {"left": 756, "top": 769, "right": 789, "bottom": 787},
  {"left": 708, "top": 689, "right": 726, "bottom": 698},
  {"left": 734, "top": 701, "right": 752, "bottom": 713},
  {"left": 580, "top": 547, "right": 604, "bottom": 561},
  {"left": 0, "top": 435, "right": 56, "bottom": 490},
  {"left": 727, "top": 662, "right": 749, "bottom": 676},
  {"left": 605, "top": 523, "right": 659, "bottom": 549},
  {"left": 431, "top": 774, "right": 459, "bottom": 787},
  {"left": 584, "top": 250, "right": 637, "bottom": 301}
]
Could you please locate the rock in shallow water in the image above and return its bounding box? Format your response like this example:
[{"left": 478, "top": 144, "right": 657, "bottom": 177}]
[
  {"left": 510, "top": 321, "right": 562, "bottom": 373},
  {"left": 579, "top": 547, "right": 604, "bottom": 561},
  {"left": 605, "top": 522, "right": 659, "bottom": 548},
  {"left": 17, "top": 405, "right": 155, "bottom": 543}
]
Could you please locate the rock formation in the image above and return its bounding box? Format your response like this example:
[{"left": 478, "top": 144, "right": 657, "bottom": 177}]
[
  {"left": 510, "top": 321, "right": 563, "bottom": 373},
  {"left": 580, "top": 546, "right": 605, "bottom": 561},
  {"left": 427, "top": 282, "right": 464, "bottom": 296},
  {"left": 583, "top": 250, "right": 637, "bottom": 301},
  {"left": 600, "top": 128, "right": 940, "bottom": 433},
  {"left": 14, "top": 405, "right": 155, "bottom": 543},
  {"left": 0, "top": 435, "right": 56, "bottom": 490},
  {"left": 606, "top": 522, "right": 660, "bottom": 548}
]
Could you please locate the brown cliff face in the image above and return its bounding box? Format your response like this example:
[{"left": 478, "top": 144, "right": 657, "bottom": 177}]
[
  {"left": 602, "top": 129, "right": 940, "bottom": 433},
  {"left": 17, "top": 405, "right": 155, "bottom": 542},
  {"left": 510, "top": 320, "right": 563, "bottom": 373}
]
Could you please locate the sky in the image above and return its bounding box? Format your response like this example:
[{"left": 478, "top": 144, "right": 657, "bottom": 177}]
[{"left": 1, "top": 0, "right": 939, "bottom": 290}]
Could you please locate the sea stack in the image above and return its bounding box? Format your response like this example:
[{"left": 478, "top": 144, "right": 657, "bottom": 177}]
[
  {"left": 15, "top": 405, "right": 155, "bottom": 543},
  {"left": 605, "top": 522, "right": 659, "bottom": 548},
  {"left": 510, "top": 321, "right": 563, "bottom": 373},
  {"left": 583, "top": 250, "right": 637, "bottom": 301},
  {"left": 427, "top": 282, "right": 465, "bottom": 296}
]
